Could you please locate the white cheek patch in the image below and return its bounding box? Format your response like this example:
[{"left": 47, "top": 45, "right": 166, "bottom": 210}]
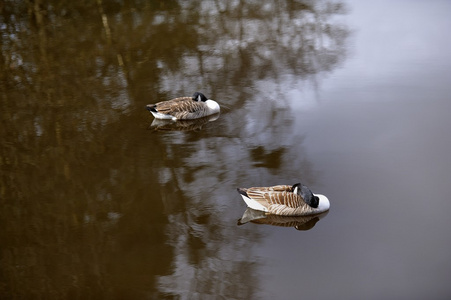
[{"left": 205, "top": 100, "right": 220, "bottom": 113}]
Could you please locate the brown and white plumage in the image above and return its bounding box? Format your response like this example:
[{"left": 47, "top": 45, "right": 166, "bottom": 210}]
[
  {"left": 237, "top": 183, "right": 330, "bottom": 216},
  {"left": 146, "top": 92, "right": 220, "bottom": 120}
]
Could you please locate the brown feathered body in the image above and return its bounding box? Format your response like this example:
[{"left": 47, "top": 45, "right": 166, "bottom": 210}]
[
  {"left": 237, "top": 185, "right": 322, "bottom": 216},
  {"left": 147, "top": 96, "right": 219, "bottom": 120}
]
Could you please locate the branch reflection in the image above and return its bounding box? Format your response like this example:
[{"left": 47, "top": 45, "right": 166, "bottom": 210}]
[{"left": 0, "top": 0, "right": 348, "bottom": 298}]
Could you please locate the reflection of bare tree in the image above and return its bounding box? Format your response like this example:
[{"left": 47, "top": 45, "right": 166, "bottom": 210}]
[
  {"left": 140, "top": 1, "right": 348, "bottom": 296},
  {"left": 0, "top": 0, "right": 348, "bottom": 298},
  {"left": 156, "top": 0, "right": 349, "bottom": 105}
]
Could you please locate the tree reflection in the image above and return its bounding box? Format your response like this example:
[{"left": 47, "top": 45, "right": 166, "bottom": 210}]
[{"left": 0, "top": 0, "right": 348, "bottom": 298}]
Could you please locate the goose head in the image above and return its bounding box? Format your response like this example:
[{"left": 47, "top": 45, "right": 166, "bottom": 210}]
[
  {"left": 192, "top": 92, "right": 208, "bottom": 102},
  {"left": 292, "top": 183, "right": 319, "bottom": 208}
]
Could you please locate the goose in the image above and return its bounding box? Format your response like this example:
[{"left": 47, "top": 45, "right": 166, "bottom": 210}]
[
  {"left": 237, "top": 183, "right": 330, "bottom": 216},
  {"left": 146, "top": 92, "right": 220, "bottom": 120}
]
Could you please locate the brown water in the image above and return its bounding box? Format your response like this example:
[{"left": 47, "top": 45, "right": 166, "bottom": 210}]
[{"left": 1, "top": 0, "right": 451, "bottom": 299}]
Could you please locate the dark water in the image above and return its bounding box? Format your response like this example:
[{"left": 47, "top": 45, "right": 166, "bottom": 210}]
[{"left": 1, "top": 0, "right": 451, "bottom": 299}]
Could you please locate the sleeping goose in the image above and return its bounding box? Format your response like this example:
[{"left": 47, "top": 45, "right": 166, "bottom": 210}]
[
  {"left": 237, "top": 183, "right": 330, "bottom": 216},
  {"left": 146, "top": 92, "right": 220, "bottom": 120}
]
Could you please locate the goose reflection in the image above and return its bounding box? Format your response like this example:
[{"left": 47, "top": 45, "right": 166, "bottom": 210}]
[
  {"left": 148, "top": 113, "right": 220, "bottom": 131},
  {"left": 237, "top": 208, "right": 328, "bottom": 231}
]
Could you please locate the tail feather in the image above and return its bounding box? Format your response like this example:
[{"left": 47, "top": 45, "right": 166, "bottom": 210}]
[
  {"left": 237, "top": 188, "right": 248, "bottom": 197},
  {"left": 237, "top": 188, "right": 268, "bottom": 212},
  {"left": 146, "top": 105, "right": 157, "bottom": 112}
]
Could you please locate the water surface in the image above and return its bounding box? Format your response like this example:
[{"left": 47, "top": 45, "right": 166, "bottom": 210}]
[{"left": 1, "top": 0, "right": 451, "bottom": 299}]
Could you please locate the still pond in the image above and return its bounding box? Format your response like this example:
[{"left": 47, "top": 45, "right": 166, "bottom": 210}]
[{"left": 1, "top": 0, "right": 451, "bottom": 299}]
